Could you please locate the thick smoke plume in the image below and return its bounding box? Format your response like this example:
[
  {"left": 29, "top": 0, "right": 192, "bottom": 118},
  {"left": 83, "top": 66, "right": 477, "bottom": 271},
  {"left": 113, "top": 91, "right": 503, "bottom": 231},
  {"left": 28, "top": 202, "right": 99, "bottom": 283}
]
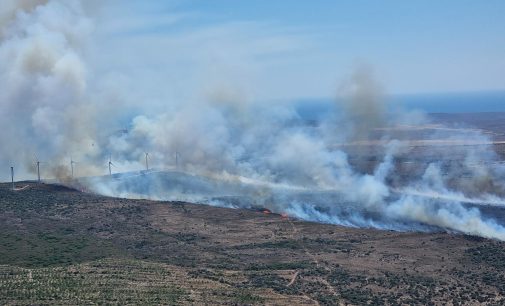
[{"left": 2, "top": 1, "right": 505, "bottom": 241}]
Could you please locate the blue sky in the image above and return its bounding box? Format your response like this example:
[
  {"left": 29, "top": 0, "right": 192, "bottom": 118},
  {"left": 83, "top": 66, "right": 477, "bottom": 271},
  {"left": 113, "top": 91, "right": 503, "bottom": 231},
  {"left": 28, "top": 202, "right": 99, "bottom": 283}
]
[{"left": 95, "top": 1, "right": 505, "bottom": 102}]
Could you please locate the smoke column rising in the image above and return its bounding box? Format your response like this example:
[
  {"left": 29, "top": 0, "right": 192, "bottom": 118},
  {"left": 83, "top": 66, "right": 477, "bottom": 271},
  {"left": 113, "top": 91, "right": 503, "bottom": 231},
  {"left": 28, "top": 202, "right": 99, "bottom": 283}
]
[{"left": 2, "top": 1, "right": 505, "bottom": 241}]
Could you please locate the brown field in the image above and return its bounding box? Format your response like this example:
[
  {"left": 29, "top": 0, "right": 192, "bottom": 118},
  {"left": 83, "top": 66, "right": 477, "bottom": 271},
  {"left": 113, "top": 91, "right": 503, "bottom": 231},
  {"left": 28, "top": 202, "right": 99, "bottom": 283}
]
[{"left": 1, "top": 182, "right": 505, "bottom": 305}]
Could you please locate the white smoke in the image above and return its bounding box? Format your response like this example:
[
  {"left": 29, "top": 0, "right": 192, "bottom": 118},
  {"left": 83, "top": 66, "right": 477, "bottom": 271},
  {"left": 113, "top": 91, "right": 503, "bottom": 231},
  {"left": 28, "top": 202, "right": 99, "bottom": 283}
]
[
  {"left": 0, "top": 0, "right": 104, "bottom": 179},
  {"left": 2, "top": 1, "right": 505, "bottom": 241}
]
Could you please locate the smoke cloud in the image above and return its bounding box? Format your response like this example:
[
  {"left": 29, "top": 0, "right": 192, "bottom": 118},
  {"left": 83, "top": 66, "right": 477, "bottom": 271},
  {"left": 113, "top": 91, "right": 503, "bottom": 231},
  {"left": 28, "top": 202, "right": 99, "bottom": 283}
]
[{"left": 2, "top": 1, "right": 505, "bottom": 241}]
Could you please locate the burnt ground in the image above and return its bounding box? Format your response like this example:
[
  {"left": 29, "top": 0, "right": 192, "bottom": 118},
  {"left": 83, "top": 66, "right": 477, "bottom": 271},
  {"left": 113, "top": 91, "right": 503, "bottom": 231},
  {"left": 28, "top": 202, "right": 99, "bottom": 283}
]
[{"left": 1, "top": 183, "right": 505, "bottom": 305}]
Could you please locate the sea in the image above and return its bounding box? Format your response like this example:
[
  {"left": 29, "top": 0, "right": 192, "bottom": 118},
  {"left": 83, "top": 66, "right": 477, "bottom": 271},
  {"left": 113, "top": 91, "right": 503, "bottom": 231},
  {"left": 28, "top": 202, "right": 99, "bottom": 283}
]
[{"left": 294, "top": 90, "right": 505, "bottom": 120}]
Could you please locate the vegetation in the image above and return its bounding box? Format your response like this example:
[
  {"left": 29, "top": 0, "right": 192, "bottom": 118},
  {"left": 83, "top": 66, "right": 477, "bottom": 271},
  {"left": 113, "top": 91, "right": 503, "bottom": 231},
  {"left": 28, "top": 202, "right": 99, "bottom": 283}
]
[
  {"left": 0, "top": 259, "right": 187, "bottom": 305},
  {"left": 1, "top": 183, "right": 505, "bottom": 304}
]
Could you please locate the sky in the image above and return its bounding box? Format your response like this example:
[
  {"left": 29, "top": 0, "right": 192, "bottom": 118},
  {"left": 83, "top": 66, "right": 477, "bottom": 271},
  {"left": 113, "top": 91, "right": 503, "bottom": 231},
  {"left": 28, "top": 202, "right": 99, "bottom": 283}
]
[{"left": 92, "top": 0, "right": 505, "bottom": 102}]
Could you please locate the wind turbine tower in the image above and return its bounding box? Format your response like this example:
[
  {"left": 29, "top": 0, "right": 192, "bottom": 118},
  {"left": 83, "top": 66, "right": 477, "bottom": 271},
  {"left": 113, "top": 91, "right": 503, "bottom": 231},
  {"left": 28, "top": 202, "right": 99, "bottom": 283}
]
[
  {"left": 108, "top": 155, "right": 115, "bottom": 176},
  {"left": 145, "top": 152, "right": 149, "bottom": 171},
  {"left": 37, "top": 161, "right": 40, "bottom": 183},
  {"left": 11, "top": 166, "right": 14, "bottom": 190},
  {"left": 34, "top": 155, "right": 43, "bottom": 184},
  {"left": 70, "top": 157, "right": 76, "bottom": 178}
]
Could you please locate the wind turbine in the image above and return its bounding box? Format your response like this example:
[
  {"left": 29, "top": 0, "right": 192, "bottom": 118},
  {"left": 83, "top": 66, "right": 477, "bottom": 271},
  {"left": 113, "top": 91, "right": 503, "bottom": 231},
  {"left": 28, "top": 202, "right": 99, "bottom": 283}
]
[
  {"left": 70, "top": 157, "right": 77, "bottom": 178},
  {"left": 144, "top": 152, "right": 149, "bottom": 171},
  {"left": 34, "top": 155, "right": 44, "bottom": 184},
  {"left": 108, "top": 154, "right": 115, "bottom": 176},
  {"left": 11, "top": 166, "right": 14, "bottom": 190}
]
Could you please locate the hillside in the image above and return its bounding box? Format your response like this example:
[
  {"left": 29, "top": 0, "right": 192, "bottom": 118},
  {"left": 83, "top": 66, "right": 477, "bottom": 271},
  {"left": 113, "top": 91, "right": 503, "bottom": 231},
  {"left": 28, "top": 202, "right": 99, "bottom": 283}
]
[{"left": 1, "top": 182, "right": 505, "bottom": 305}]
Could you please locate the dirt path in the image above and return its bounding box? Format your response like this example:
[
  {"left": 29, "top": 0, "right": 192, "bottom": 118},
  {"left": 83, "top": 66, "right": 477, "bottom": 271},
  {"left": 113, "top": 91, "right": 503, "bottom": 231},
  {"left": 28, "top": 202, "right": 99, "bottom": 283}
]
[
  {"left": 13, "top": 185, "right": 30, "bottom": 191},
  {"left": 287, "top": 271, "right": 299, "bottom": 287},
  {"left": 287, "top": 219, "right": 342, "bottom": 305}
]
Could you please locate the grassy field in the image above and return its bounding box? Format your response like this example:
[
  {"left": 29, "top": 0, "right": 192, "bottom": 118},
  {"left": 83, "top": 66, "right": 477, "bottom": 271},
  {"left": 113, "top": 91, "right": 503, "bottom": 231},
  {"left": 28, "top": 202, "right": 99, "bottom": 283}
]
[{"left": 1, "top": 182, "right": 505, "bottom": 305}]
